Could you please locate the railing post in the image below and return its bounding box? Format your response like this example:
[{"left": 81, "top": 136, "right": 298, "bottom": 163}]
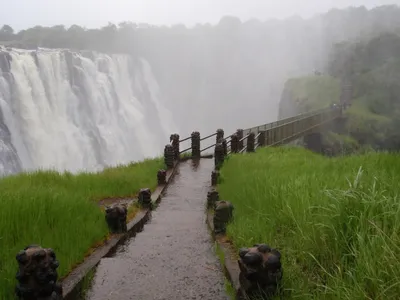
[
  {"left": 211, "top": 170, "right": 219, "bottom": 186},
  {"left": 222, "top": 139, "right": 228, "bottom": 157},
  {"left": 157, "top": 169, "right": 167, "bottom": 185},
  {"left": 207, "top": 190, "right": 220, "bottom": 209},
  {"left": 214, "top": 142, "right": 225, "bottom": 169},
  {"left": 164, "top": 144, "right": 174, "bottom": 168},
  {"left": 258, "top": 131, "right": 265, "bottom": 147},
  {"left": 231, "top": 134, "right": 239, "bottom": 153},
  {"left": 191, "top": 131, "right": 201, "bottom": 158},
  {"left": 16, "top": 245, "right": 63, "bottom": 300},
  {"left": 236, "top": 129, "right": 244, "bottom": 150},
  {"left": 247, "top": 132, "right": 255, "bottom": 153},
  {"left": 105, "top": 204, "right": 128, "bottom": 233},
  {"left": 170, "top": 133, "right": 180, "bottom": 160},
  {"left": 138, "top": 188, "right": 152, "bottom": 208},
  {"left": 216, "top": 129, "right": 224, "bottom": 142}
]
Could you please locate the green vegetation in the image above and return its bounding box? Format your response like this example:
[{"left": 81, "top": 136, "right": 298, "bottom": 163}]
[
  {"left": 0, "top": 158, "right": 163, "bottom": 300},
  {"left": 280, "top": 32, "right": 400, "bottom": 153},
  {"left": 284, "top": 75, "right": 340, "bottom": 112},
  {"left": 218, "top": 147, "right": 400, "bottom": 299}
]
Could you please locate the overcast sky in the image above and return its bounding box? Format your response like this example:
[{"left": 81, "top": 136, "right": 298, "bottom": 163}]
[{"left": 1, "top": 0, "right": 400, "bottom": 31}]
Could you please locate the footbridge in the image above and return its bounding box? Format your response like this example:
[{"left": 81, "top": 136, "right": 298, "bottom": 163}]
[{"left": 168, "top": 104, "right": 344, "bottom": 164}]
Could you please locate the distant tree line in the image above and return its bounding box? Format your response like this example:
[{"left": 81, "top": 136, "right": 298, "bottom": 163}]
[
  {"left": 0, "top": 22, "right": 138, "bottom": 53},
  {"left": 1, "top": 4, "right": 400, "bottom": 56}
]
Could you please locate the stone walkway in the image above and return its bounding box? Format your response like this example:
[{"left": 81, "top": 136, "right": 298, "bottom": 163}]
[{"left": 86, "top": 159, "right": 228, "bottom": 300}]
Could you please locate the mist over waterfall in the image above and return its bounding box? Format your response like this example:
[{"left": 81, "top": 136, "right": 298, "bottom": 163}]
[{"left": 0, "top": 47, "right": 177, "bottom": 176}]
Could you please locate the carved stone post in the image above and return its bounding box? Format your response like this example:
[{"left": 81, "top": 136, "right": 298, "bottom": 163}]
[
  {"left": 222, "top": 139, "right": 228, "bottom": 157},
  {"left": 15, "top": 245, "right": 63, "bottom": 300},
  {"left": 236, "top": 129, "right": 244, "bottom": 151},
  {"left": 138, "top": 188, "right": 152, "bottom": 208},
  {"left": 105, "top": 204, "right": 128, "bottom": 233},
  {"left": 164, "top": 144, "right": 174, "bottom": 169},
  {"left": 170, "top": 133, "right": 180, "bottom": 160},
  {"left": 216, "top": 129, "right": 224, "bottom": 142},
  {"left": 211, "top": 170, "right": 219, "bottom": 186},
  {"left": 230, "top": 134, "right": 239, "bottom": 153},
  {"left": 258, "top": 131, "right": 266, "bottom": 148},
  {"left": 191, "top": 131, "right": 201, "bottom": 158},
  {"left": 207, "top": 190, "right": 220, "bottom": 209},
  {"left": 247, "top": 132, "right": 255, "bottom": 153},
  {"left": 213, "top": 201, "right": 234, "bottom": 234},
  {"left": 238, "top": 244, "right": 283, "bottom": 298},
  {"left": 157, "top": 169, "right": 167, "bottom": 185},
  {"left": 214, "top": 142, "right": 225, "bottom": 170}
]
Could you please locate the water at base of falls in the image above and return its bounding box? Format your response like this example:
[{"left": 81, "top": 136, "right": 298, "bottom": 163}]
[{"left": 0, "top": 46, "right": 177, "bottom": 176}]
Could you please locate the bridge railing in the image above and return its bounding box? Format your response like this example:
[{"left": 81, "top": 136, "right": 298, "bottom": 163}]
[{"left": 162, "top": 105, "right": 343, "bottom": 170}]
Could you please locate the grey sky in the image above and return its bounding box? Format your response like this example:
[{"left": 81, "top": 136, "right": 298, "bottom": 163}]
[{"left": 2, "top": 0, "right": 400, "bottom": 30}]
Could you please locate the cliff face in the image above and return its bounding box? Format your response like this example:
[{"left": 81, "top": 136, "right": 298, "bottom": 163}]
[{"left": 278, "top": 75, "right": 341, "bottom": 119}]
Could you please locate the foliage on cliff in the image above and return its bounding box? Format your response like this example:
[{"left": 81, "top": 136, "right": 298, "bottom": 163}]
[{"left": 279, "top": 31, "right": 400, "bottom": 152}]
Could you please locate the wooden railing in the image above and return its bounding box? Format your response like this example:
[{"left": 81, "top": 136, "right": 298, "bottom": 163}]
[{"left": 163, "top": 104, "right": 343, "bottom": 169}]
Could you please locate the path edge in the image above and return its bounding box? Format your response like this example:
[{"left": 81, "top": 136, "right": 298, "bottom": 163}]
[
  {"left": 206, "top": 210, "right": 247, "bottom": 300},
  {"left": 61, "top": 162, "right": 179, "bottom": 299}
]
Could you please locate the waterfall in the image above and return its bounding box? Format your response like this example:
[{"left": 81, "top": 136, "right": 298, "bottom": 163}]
[{"left": 0, "top": 47, "right": 177, "bottom": 176}]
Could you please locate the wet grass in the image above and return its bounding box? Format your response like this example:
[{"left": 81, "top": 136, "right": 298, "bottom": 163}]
[
  {"left": 218, "top": 147, "right": 400, "bottom": 299},
  {"left": 0, "top": 158, "right": 164, "bottom": 300}
]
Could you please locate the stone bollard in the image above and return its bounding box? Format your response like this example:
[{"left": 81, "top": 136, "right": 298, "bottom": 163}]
[
  {"left": 170, "top": 133, "right": 180, "bottom": 160},
  {"left": 105, "top": 204, "right": 128, "bottom": 233},
  {"left": 247, "top": 132, "right": 255, "bottom": 153},
  {"left": 207, "top": 190, "right": 220, "bottom": 209},
  {"left": 236, "top": 129, "right": 244, "bottom": 151},
  {"left": 211, "top": 170, "right": 219, "bottom": 186},
  {"left": 191, "top": 131, "right": 201, "bottom": 158},
  {"left": 216, "top": 129, "right": 224, "bottom": 143},
  {"left": 222, "top": 139, "right": 228, "bottom": 157},
  {"left": 164, "top": 144, "right": 174, "bottom": 169},
  {"left": 157, "top": 169, "right": 167, "bottom": 185},
  {"left": 238, "top": 244, "right": 283, "bottom": 298},
  {"left": 258, "top": 131, "right": 266, "bottom": 148},
  {"left": 213, "top": 200, "right": 234, "bottom": 234},
  {"left": 138, "top": 188, "right": 152, "bottom": 208},
  {"left": 214, "top": 142, "right": 225, "bottom": 170},
  {"left": 15, "top": 245, "right": 63, "bottom": 300},
  {"left": 230, "top": 134, "right": 239, "bottom": 153}
]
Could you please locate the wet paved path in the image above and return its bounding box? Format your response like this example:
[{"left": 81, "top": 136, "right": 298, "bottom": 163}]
[{"left": 86, "top": 159, "right": 228, "bottom": 300}]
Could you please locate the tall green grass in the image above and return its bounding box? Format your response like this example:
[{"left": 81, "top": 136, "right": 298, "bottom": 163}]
[
  {"left": 218, "top": 147, "right": 400, "bottom": 299},
  {"left": 0, "top": 158, "right": 164, "bottom": 300}
]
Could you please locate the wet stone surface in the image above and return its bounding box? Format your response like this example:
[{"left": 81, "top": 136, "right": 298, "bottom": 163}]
[{"left": 86, "top": 160, "right": 228, "bottom": 300}]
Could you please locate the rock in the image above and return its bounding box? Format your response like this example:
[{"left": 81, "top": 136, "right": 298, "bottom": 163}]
[{"left": 0, "top": 49, "right": 12, "bottom": 73}]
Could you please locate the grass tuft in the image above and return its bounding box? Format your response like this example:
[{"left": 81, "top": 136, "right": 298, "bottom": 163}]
[
  {"left": 218, "top": 147, "right": 400, "bottom": 299},
  {"left": 0, "top": 158, "right": 164, "bottom": 300}
]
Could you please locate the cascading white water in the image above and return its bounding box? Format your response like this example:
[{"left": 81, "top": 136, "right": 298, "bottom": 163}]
[{"left": 0, "top": 47, "right": 177, "bottom": 176}]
